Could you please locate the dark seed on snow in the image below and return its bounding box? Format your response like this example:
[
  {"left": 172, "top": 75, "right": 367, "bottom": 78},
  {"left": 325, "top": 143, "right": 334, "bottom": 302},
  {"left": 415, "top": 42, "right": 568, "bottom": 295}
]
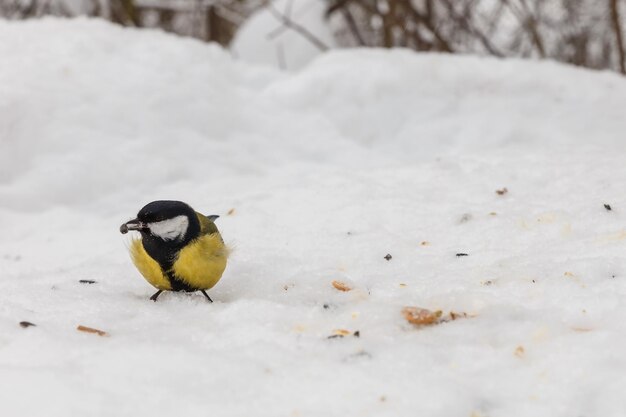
[
  {"left": 353, "top": 331, "right": 360, "bottom": 338},
  {"left": 79, "top": 280, "right": 97, "bottom": 284},
  {"left": 604, "top": 204, "right": 612, "bottom": 211},
  {"left": 19, "top": 321, "right": 36, "bottom": 328},
  {"left": 384, "top": 254, "right": 392, "bottom": 261},
  {"left": 456, "top": 253, "right": 469, "bottom": 257}
]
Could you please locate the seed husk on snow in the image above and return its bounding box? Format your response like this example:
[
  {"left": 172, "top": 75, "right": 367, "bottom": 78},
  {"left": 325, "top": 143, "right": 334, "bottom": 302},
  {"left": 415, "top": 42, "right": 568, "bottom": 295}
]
[
  {"left": 79, "top": 280, "right": 97, "bottom": 284},
  {"left": 327, "top": 329, "right": 350, "bottom": 339},
  {"left": 604, "top": 204, "right": 612, "bottom": 211},
  {"left": 77, "top": 325, "right": 108, "bottom": 337},
  {"left": 19, "top": 321, "right": 36, "bottom": 328},
  {"left": 332, "top": 280, "right": 352, "bottom": 292},
  {"left": 327, "top": 329, "right": 360, "bottom": 339},
  {"left": 448, "top": 311, "right": 469, "bottom": 321},
  {"left": 402, "top": 307, "right": 442, "bottom": 326},
  {"left": 403, "top": 308, "right": 472, "bottom": 327}
]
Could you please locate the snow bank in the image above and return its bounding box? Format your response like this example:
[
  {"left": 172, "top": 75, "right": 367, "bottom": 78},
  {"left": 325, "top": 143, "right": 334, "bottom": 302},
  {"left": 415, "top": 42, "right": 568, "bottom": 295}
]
[{"left": 1, "top": 17, "right": 626, "bottom": 417}]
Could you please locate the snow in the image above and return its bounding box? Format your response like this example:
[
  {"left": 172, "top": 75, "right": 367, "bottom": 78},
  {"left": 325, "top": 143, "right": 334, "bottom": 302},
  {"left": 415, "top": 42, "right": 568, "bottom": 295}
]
[{"left": 2, "top": 17, "right": 626, "bottom": 417}]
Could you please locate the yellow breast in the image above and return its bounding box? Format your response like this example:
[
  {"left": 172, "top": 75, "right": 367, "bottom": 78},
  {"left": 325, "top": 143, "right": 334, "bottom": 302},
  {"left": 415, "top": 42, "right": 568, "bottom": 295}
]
[
  {"left": 172, "top": 233, "right": 229, "bottom": 290},
  {"left": 129, "top": 234, "right": 229, "bottom": 291},
  {"left": 129, "top": 238, "right": 172, "bottom": 290}
]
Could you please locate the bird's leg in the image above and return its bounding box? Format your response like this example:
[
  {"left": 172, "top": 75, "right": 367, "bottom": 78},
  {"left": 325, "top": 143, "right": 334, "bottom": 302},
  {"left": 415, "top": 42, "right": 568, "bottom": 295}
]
[
  {"left": 149, "top": 290, "right": 163, "bottom": 302},
  {"left": 200, "top": 290, "right": 213, "bottom": 303}
]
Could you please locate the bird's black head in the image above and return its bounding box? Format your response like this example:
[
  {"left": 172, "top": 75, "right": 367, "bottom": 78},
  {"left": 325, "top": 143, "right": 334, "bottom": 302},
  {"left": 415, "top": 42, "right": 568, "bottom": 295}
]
[{"left": 120, "top": 200, "right": 201, "bottom": 247}]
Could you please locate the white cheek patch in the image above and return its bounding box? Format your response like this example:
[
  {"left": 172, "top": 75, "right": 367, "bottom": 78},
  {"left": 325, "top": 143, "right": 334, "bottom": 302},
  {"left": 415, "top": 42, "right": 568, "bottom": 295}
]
[{"left": 149, "top": 215, "right": 189, "bottom": 241}]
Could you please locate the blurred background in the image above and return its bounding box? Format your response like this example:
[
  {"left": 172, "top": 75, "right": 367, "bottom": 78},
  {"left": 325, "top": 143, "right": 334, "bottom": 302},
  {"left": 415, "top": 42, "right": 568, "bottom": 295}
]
[{"left": 2, "top": 0, "right": 625, "bottom": 74}]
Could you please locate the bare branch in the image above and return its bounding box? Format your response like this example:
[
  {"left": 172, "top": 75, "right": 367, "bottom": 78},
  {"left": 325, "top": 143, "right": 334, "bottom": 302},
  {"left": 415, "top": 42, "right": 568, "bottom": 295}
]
[
  {"left": 610, "top": 0, "right": 626, "bottom": 74},
  {"left": 399, "top": 0, "right": 453, "bottom": 52},
  {"left": 502, "top": 0, "right": 545, "bottom": 57},
  {"left": 441, "top": 0, "right": 504, "bottom": 57},
  {"left": 265, "top": 0, "right": 329, "bottom": 52},
  {"left": 342, "top": 7, "right": 366, "bottom": 46}
]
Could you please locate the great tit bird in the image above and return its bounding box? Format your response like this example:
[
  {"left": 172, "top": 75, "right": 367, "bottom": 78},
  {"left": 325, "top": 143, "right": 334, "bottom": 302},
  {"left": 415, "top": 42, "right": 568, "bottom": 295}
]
[{"left": 120, "top": 200, "right": 228, "bottom": 302}]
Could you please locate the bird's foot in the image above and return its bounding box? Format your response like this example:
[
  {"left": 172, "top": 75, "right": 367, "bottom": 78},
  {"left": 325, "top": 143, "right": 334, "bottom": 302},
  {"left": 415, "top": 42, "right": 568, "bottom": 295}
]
[
  {"left": 149, "top": 290, "right": 163, "bottom": 302},
  {"left": 200, "top": 290, "right": 213, "bottom": 303}
]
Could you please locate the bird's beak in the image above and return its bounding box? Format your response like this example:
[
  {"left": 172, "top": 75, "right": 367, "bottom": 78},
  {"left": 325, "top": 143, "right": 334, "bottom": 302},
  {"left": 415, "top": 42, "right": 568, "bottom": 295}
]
[{"left": 120, "top": 219, "right": 148, "bottom": 234}]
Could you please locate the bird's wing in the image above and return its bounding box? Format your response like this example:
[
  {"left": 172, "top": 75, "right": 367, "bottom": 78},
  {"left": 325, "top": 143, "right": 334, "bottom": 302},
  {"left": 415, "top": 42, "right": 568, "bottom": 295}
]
[{"left": 196, "top": 212, "right": 220, "bottom": 236}]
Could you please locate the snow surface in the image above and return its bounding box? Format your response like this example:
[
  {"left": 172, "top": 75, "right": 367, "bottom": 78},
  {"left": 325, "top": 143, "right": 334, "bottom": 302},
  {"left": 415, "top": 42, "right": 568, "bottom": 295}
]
[{"left": 2, "top": 17, "right": 626, "bottom": 417}]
